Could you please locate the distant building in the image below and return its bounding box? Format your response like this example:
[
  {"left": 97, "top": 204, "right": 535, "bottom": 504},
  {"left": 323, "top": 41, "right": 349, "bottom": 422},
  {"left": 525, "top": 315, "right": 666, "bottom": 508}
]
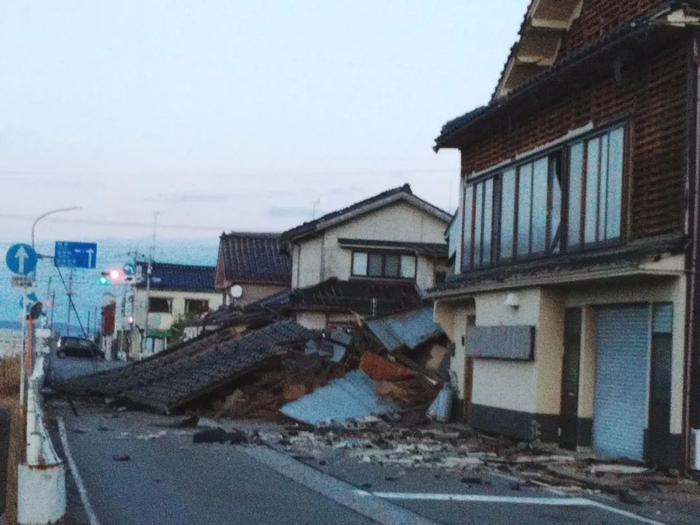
[
  {"left": 215, "top": 232, "right": 291, "bottom": 306},
  {"left": 130, "top": 261, "right": 222, "bottom": 358}
]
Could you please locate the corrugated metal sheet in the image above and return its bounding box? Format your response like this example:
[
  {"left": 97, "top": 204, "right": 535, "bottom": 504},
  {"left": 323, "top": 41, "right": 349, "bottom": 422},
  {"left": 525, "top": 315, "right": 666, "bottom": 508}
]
[
  {"left": 366, "top": 307, "right": 443, "bottom": 352},
  {"left": 280, "top": 370, "right": 397, "bottom": 425},
  {"left": 593, "top": 305, "right": 650, "bottom": 461},
  {"left": 466, "top": 325, "right": 534, "bottom": 360}
]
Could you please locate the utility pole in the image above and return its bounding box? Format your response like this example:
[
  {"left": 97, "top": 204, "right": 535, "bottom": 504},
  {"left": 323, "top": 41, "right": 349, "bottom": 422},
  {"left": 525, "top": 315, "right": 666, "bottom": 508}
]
[
  {"left": 142, "top": 211, "right": 159, "bottom": 358},
  {"left": 65, "top": 269, "right": 73, "bottom": 336}
]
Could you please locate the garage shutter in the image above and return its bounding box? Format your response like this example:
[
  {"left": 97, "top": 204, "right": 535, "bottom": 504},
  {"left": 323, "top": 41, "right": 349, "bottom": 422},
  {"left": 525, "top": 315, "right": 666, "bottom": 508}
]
[{"left": 593, "top": 305, "right": 650, "bottom": 461}]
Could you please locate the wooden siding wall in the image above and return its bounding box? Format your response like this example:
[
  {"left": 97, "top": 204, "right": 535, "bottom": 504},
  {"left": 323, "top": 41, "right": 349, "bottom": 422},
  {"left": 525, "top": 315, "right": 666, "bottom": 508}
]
[
  {"left": 460, "top": 40, "right": 689, "bottom": 240},
  {"left": 558, "top": 0, "right": 668, "bottom": 61}
]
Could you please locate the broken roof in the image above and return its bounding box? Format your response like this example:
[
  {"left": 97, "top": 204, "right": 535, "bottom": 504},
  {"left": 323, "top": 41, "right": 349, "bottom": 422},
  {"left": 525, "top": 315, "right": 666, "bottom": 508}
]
[
  {"left": 280, "top": 184, "right": 451, "bottom": 244},
  {"left": 135, "top": 262, "right": 216, "bottom": 293},
  {"left": 366, "top": 307, "right": 444, "bottom": 353},
  {"left": 337, "top": 238, "right": 448, "bottom": 259},
  {"left": 60, "top": 320, "right": 316, "bottom": 413},
  {"left": 216, "top": 232, "right": 291, "bottom": 288}
]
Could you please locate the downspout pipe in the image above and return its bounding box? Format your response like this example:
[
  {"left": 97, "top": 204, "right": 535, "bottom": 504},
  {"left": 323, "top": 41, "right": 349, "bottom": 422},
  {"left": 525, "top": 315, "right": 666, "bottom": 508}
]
[{"left": 683, "top": 31, "right": 700, "bottom": 475}]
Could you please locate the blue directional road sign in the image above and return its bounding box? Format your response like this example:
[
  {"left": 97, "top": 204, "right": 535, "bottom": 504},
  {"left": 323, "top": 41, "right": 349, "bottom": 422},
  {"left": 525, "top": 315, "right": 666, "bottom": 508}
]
[
  {"left": 6, "top": 243, "right": 38, "bottom": 275},
  {"left": 54, "top": 241, "right": 98, "bottom": 269}
]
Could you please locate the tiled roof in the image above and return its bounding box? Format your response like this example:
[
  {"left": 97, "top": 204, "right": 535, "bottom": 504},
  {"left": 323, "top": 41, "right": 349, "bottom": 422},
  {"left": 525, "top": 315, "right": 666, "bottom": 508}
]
[
  {"left": 286, "top": 278, "right": 424, "bottom": 317},
  {"left": 217, "top": 232, "right": 292, "bottom": 286},
  {"left": 280, "top": 184, "right": 452, "bottom": 243},
  {"left": 435, "top": 12, "right": 663, "bottom": 150},
  {"left": 60, "top": 320, "right": 316, "bottom": 413},
  {"left": 337, "top": 238, "right": 449, "bottom": 259},
  {"left": 135, "top": 262, "right": 216, "bottom": 292}
]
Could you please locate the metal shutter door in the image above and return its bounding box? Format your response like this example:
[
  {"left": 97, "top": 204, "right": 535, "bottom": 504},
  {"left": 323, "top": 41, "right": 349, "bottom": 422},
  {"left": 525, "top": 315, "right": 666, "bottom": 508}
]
[{"left": 593, "top": 305, "right": 650, "bottom": 461}]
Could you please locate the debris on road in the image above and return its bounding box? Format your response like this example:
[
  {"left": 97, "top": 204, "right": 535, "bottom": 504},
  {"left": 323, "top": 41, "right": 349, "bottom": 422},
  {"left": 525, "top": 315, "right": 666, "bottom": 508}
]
[{"left": 193, "top": 427, "right": 247, "bottom": 445}]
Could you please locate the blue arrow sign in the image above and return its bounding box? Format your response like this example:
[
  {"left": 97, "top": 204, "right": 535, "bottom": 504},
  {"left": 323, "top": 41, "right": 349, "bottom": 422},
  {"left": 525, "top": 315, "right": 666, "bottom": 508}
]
[
  {"left": 6, "top": 243, "right": 38, "bottom": 275},
  {"left": 54, "top": 241, "right": 98, "bottom": 269}
]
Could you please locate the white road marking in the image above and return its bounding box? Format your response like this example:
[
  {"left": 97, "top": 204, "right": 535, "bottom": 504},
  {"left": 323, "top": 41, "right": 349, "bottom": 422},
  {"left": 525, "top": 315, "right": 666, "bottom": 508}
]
[
  {"left": 354, "top": 491, "right": 665, "bottom": 525},
  {"left": 57, "top": 417, "right": 101, "bottom": 525}
]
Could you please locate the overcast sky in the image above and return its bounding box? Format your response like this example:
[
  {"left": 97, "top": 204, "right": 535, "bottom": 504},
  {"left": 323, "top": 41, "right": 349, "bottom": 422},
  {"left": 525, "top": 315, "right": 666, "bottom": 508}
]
[{"left": 0, "top": 1, "right": 524, "bottom": 243}]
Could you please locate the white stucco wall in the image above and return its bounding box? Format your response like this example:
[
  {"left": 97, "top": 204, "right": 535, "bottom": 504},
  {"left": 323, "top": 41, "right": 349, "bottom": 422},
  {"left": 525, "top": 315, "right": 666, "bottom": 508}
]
[
  {"left": 293, "top": 201, "right": 448, "bottom": 290},
  {"left": 132, "top": 289, "right": 223, "bottom": 332}
]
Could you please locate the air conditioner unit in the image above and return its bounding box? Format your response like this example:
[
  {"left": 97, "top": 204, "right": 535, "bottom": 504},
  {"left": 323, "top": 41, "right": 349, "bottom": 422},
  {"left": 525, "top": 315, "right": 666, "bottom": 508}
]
[{"left": 691, "top": 428, "right": 700, "bottom": 470}]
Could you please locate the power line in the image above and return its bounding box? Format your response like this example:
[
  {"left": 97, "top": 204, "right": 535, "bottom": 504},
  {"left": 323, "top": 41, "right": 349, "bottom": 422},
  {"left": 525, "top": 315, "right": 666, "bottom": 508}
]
[{"left": 0, "top": 213, "right": 225, "bottom": 232}]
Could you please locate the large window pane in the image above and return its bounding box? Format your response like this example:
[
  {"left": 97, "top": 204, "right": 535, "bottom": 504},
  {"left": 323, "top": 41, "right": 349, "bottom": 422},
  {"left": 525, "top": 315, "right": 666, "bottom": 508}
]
[
  {"left": 474, "top": 183, "right": 484, "bottom": 266},
  {"left": 531, "top": 158, "right": 548, "bottom": 253},
  {"left": 368, "top": 253, "right": 383, "bottom": 277},
  {"left": 597, "top": 134, "right": 609, "bottom": 242},
  {"left": 606, "top": 127, "right": 624, "bottom": 239},
  {"left": 568, "top": 143, "right": 584, "bottom": 249},
  {"left": 482, "top": 178, "right": 493, "bottom": 265},
  {"left": 462, "top": 185, "right": 474, "bottom": 269},
  {"left": 550, "top": 156, "right": 562, "bottom": 253},
  {"left": 384, "top": 254, "right": 400, "bottom": 278},
  {"left": 500, "top": 169, "right": 516, "bottom": 260},
  {"left": 352, "top": 252, "right": 368, "bottom": 276},
  {"left": 517, "top": 163, "right": 532, "bottom": 256},
  {"left": 584, "top": 138, "right": 600, "bottom": 244},
  {"left": 400, "top": 255, "right": 416, "bottom": 278}
]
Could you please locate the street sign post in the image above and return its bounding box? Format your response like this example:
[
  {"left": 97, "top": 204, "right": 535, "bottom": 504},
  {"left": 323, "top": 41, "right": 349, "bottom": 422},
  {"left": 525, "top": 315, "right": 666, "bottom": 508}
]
[
  {"left": 54, "top": 241, "right": 98, "bottom": 269},
  {"left": 6, "top": 244, "right": 38, "bottom": 275}
]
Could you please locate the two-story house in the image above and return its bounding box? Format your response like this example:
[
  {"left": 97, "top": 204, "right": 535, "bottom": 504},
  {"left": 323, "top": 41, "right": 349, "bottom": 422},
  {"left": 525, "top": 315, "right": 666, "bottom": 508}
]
[
  {"left": 279, "top": 184, "right": 452, "bottom": 329},
  {"left": 131, "top": 261, "right": 223, "bottom": 357},
  {"left": 431, "top": 0, "right": 700, "bottom": 471}
]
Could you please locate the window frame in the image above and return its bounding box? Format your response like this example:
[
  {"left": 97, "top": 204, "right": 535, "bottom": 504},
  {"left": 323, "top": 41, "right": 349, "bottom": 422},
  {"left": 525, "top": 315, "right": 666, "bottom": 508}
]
[
  {"left": 185, "top": 298, "right": 209, "bottom": 315},
  {"left": 460, "top": 121, "right": 628, "bottom": 274},
  {"left": 148, "top": 296, "right": 173, "bottom": 314},
  {"left": 350, "top": 249, "right": 417, "bottom": 281}
]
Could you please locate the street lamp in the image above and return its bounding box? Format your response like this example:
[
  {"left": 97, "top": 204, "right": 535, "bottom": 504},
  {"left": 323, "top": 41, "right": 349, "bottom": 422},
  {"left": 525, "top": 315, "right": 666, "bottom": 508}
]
[{"left": 31, "top": 206, "right": 82, "bottom": 249}]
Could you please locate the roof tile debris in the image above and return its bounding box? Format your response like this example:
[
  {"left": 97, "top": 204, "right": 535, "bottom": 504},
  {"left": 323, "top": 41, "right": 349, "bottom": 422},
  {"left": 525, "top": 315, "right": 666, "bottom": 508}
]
[
  {"left": 135, "top": 262, "right": 216, "bottom": 292},
  {"left": 217, "top": 232, "right": 291, "bottom": 286},
  {"left": 61, "top": 320, "right": 316, "bottom": 413}
]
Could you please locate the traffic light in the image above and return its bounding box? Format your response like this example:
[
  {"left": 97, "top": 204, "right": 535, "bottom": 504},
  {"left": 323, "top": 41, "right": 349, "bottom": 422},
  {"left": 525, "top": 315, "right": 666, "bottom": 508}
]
[{"left": 98, "top": 269, "right": 126, "bottom": 285}]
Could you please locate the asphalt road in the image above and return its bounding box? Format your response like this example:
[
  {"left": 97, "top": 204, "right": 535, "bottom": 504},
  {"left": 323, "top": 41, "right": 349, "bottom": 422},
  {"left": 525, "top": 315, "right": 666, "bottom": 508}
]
[
  {"left": 51, "top": 403, "right": 669, "bottom": 525},
  {"left": 45, "top": 351, "right": 125, "bottom": 385}
]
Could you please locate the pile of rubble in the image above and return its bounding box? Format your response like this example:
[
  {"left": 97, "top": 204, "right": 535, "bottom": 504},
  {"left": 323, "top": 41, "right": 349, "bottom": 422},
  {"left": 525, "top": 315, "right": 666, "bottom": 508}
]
[{"left": 57, "top": 306, "right": 448, "bottom": 427}]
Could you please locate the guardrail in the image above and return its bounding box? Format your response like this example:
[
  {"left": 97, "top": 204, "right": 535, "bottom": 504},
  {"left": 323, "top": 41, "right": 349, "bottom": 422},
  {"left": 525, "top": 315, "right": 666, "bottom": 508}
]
[{"left": 17, "top": 328, "right": 65, "bottom": 525}]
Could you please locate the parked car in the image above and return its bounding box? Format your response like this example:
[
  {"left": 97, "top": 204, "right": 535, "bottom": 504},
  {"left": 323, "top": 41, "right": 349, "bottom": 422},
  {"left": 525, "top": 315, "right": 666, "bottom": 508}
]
[{"left": 56, "top": 336, "right": 104, "bottom": 359}]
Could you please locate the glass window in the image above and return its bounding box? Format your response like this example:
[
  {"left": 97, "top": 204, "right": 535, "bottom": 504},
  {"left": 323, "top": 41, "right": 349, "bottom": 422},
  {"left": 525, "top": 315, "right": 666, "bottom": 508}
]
[
  {"left": 384, "top": 254, "right": 400, "bottom": 278},
  {"left": 531, "top": 158, "right": 548, "bottom": 253},
  {"left": 474, "top": 183, "right": 484, "bottom": 266},
  {"left": 597, "top": 134, "right": 609, "bottom": 242},
  {"left": 584, "top": 137, "right": 600, "bottom": 244},
  {"left": 500, "top": 169, "right": 516, "bottom": 260},
  {"left": 517, "top": 163, "right": 532, "bottom": 256},
  {"left": 549, "top": 156, "right": 562, "bottom": 253},
  {"left": 568, "top": 142, "right": 584, "bottom": 249},
  {"left": 481, "top": 178, "right": 493, "bottom": 266},
  {"left": 462, "top": 185, "right": 474, "bottom": 270},
  {"left": 368, "top": 253, "right": 383, "bottom": 277},
  {"left": 148, "top": 297, "right": 171, "bottom": 313},
  {"left": 606, "top": 128, "right": 624, "bottom": 240},
  {"left": 185, "top": 299, "right": 209, "bottom": 315},
  {"left": 352, "top": 252, "right": 368, "bottom": 276},
  {"left": 400, "top": 255, "right": 416, "bottom": 278}
]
